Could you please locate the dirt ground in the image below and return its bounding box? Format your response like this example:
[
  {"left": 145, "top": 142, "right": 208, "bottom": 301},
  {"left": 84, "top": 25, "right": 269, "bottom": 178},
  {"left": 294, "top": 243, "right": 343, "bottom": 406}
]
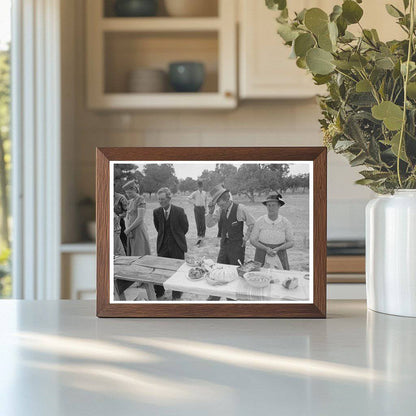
[{"left": 121, "top": 193, "right": 310, "bottom": 301}]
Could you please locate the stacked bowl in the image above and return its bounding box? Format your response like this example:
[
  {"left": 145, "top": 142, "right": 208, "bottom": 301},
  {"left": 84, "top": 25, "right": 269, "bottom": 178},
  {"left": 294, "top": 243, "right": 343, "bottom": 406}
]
[{"left": 127, "top": 68, "right": 167, "bottom": 93}]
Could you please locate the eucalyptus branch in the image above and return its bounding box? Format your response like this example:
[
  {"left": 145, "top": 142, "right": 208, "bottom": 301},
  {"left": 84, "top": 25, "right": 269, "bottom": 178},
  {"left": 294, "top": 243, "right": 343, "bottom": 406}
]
[
  {"left": 334, "top": 68, "right": 358, "bottom": 83},
  {"left": 397, "top": 0, "right": 415, "bottom": 188}
]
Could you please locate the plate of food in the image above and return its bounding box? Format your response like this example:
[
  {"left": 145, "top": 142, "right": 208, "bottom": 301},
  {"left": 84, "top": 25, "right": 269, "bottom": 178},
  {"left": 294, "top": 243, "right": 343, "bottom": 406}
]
[{"left": 187, "top": 267, "right": 208, "bottom": 281}]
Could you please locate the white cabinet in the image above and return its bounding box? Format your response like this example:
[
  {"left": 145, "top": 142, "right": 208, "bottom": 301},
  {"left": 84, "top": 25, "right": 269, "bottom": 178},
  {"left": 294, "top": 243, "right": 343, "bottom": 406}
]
[
  {"left": 61, "top": 244, "right": 96, "bottom": 300},
  {"left": 238, "top": 0, "right": 403, "bottom": 99},
  {"left": 86, "top": 0, "right": 237, "bottom": 109},
  {"left": 239, "top": 0, "right": 323, "bottom": 99}
]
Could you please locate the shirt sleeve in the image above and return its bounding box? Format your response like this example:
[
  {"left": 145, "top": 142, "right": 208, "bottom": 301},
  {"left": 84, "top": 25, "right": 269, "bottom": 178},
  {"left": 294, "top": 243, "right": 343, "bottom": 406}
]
[
  {"left": 188, "top": 191, "right": 196, "bottom": 202},
  {"left": 250, "top": 218, "right": 261, "bottom": 241},
  {"left": 206, "top": 206, "right": 221, "bottom": 228},
  {"left": 237, "top": 205, "right": 255, "bottom": 227},
  {"left": 284, "top": 218, "right": 294, "bottom": 242}
]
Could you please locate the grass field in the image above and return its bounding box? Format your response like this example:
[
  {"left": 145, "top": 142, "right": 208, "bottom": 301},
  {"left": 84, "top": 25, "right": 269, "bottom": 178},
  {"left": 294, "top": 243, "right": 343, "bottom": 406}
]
[{"left": 122, "top": 193, "right": 310, "bottom": 300}]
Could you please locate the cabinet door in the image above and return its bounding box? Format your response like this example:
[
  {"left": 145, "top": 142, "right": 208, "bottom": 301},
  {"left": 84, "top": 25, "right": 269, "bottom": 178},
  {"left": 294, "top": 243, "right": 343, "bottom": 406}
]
[
  {"left": 239, "top": 0, "right": 322, "bottom": 99},
  {"left": 239, "top": 0, "right": 405, "bottom": 99}
]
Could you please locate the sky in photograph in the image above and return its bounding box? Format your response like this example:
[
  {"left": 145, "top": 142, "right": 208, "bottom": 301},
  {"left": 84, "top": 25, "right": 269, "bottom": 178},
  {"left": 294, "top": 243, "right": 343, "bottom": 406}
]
[
  {"left": 0, "top": 0, "right": 11, "bottom": 50},
  {"left": 134, "top": 162, "right": 310, "bottom": 179}
]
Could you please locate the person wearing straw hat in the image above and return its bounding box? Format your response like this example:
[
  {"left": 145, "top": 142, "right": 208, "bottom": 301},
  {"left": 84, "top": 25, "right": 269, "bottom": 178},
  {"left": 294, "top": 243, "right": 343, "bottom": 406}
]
[
  {"left": 206, "top": 184, "right": 255, "bottom": 267},
  {"left": 250, "top": 192, "right": 294, "bottom": 269}
]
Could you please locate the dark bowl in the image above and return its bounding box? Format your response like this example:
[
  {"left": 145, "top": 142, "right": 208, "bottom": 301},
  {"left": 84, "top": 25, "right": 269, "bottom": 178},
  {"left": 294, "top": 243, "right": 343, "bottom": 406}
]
[
  {"left": 114, "top": 0, "right": 158, "bottom": 17},
  {"left": 168, "top": 62, "right": 205, "bottom": 93}
]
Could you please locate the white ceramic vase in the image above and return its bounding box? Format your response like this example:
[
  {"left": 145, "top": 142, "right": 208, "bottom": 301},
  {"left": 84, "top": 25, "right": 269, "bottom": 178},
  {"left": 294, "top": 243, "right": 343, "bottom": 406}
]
[{"left": 366, "top": 190, "right": 416, "bottom": 317}]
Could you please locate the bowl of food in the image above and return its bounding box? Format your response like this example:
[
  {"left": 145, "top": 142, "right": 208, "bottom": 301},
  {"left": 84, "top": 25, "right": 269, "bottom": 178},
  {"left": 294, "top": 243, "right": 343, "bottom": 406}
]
[
  {"left": 187, "top": 267, "right": 207, "bottom": 281},
  {"left": 237, "top": 260, "right": 262, "bottom": 277},
  {"left": 185, "top": 254, "right": 203, "bottom": 267},
  {"left": 243, "top": 271, "right": 272, "bottom": 289}
]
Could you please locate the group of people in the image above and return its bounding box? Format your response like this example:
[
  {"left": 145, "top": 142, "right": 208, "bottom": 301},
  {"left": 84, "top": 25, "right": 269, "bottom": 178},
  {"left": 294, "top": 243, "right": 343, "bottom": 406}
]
[{"left": 114, "top": 180, "right": 295, "bottom": 300}]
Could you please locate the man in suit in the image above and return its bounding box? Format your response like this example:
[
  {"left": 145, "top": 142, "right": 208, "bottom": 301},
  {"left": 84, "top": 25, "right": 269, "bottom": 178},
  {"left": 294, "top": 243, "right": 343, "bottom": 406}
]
[{"left": 153, "top": 187, "right": 189, "bottom": 300}]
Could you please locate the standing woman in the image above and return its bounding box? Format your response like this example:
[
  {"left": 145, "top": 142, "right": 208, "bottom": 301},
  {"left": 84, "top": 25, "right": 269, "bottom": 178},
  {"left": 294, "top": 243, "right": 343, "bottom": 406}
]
[
  {"left": 250, "top": 192, "right": 294, "bottom": 269},
  {"left": 122, "top": 180, "right": 151, "bottom": 256}
]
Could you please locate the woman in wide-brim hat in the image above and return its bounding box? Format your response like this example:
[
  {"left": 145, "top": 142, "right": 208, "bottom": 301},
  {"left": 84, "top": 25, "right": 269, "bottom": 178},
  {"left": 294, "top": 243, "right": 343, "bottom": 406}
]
[
  {"left": 250, "top": 192, "right": 294, "bottom": 269},
  {"left": 122, "top": 180, "right": 151, "bottom": 256}
]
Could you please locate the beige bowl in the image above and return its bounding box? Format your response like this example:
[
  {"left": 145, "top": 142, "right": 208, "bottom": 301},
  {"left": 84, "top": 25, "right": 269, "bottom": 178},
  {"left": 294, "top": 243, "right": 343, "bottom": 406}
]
[
  {"left": 127, "top": 68, "right": 167, "bottom": 93},
  {"left": 244, "top": 272, "right": 272, "bottom": 289},
  {"left": 164, "top": 0, "right": 217, "bottom": 17}
]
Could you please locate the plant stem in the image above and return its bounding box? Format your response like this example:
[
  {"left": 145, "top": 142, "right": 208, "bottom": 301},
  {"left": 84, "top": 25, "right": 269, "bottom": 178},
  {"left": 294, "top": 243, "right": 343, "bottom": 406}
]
[
  {"left": 334, "top": 68, "right": 357, "bottom": 83},
  {"left": 397, "top": 0, "right": 415, "bottom": 188}
]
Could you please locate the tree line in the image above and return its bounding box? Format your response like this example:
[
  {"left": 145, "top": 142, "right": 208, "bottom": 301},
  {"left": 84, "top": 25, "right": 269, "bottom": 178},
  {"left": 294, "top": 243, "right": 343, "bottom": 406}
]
[{"left": 114, "top": 163, "right": 309, "bottom": 202}]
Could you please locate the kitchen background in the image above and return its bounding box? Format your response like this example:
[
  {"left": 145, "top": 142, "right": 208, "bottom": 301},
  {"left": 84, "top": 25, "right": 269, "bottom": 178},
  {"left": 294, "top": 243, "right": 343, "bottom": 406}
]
[{"left": 60, "top": 0, "right": 402, "bottom": 300}]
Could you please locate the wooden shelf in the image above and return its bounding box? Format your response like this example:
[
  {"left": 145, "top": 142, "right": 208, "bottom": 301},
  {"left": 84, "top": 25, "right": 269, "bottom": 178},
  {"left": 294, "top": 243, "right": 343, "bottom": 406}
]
[
  {"left": 89, "top": 92, "right": 235, "bottom": 110},
  {"left": 101, "top": 17, "right": 221, "bottom": 32},
  {"left": 327, "top": 256, "right": 365, "bottom": 274}
]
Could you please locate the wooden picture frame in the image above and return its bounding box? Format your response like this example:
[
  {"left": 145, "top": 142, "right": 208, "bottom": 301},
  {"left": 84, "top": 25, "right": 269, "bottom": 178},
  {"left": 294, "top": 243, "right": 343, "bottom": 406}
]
[{"left": 97, "top": 147, "right": 327, "bottom": 318}]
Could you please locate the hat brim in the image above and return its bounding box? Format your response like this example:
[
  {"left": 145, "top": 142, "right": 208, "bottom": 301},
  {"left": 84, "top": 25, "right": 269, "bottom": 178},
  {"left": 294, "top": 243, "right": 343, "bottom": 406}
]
[
  {"left": 262, "top": 199, "right": 285, "bottom": 206},
  {"left": 212, "top": 190, "right": 228, "bottom": 205}
]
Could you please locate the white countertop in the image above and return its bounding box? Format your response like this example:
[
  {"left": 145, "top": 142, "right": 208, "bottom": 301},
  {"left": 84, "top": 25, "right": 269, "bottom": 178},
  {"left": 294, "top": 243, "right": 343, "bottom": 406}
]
[{"left": 0, "top": 300, "right": 415, "bottom": 415}]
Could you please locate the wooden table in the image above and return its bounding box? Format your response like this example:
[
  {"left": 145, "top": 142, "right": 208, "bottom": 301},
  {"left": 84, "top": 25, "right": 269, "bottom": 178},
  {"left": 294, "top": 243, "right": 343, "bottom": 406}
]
[
  {"left": 164, "top": 263, "right": 310, "bottom": 301},
  {"left": 113, "top": 255, "right": 184, "bottom": 300}
]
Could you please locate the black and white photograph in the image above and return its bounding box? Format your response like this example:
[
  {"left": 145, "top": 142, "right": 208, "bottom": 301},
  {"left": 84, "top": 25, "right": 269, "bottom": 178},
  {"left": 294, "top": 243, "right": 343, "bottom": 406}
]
[{"left": 111, "top": 161, "right": 313, "bottom": 303}]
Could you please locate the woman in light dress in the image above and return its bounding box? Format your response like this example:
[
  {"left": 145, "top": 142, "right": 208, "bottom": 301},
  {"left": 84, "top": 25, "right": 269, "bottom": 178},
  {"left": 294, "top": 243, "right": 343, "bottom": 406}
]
[
  {"left": 250, "top": 192, "right": 294, "bottom": 269},
  {"left": 122, "top": 180, "right": 151, "bottom": 256}
]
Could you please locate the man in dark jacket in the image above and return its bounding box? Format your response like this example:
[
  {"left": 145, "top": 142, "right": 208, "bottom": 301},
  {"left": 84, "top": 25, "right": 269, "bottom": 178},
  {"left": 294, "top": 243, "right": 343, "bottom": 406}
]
[{"left": 153, "top": 187, "right": 189, "bottom": 300}]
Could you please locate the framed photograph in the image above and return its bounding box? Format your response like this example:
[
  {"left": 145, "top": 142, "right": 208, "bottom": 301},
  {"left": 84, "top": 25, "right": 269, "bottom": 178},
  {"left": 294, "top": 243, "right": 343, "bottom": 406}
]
[{"left": 97, "top": 147, "right": 326, "bottom": 318}]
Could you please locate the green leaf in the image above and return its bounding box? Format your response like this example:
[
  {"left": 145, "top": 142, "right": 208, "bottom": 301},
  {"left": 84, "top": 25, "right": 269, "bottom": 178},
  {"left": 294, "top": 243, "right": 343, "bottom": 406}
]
[
  {"left": 355, "top": 178, "right": 377, "bottom": 185},
  {"left": 266, "top": 0, "right": 287, "bottom": 11},
  {"left": 356, "top": 79, "right": 372, "bottom": 92},
  {"left": 350, "top": 152, "right": 368, "bottom": 167},
  {"left": 306, "top": 48, "right": 335, "bottom": 75},
  {"left": 295, "top": 8, "right": 307, "bottom": 22},
  {"left": 342, "top": 0, "right": 363, "bottom": 24},
  {"left": 372, "top": 101, "right": 404, "bottom": 130},
  {"left": 277, "top": 23, "right": 299, "bottom": 42},
  {"left": 403, "top": 0, "right": 410, "bottom": 10},
  {"left": 401, "top": 61, "right": 416, "bottom": 76},
  {"left": 339, "top": 31, "right": 356, "bottom": 42},
  {"left": 334, "top": 139, "right": 356, "bottom": 152},
  {"left": 385, "top": 4, "right": 404, "bottom": 18},
  {"left": 382, "top": 132, "right": 409, "bottom": 162},
  {"left": 369, "top": 137, "right": 381, "bottom": 162},
  {"left": 336, "top": 15, "right": 348, "bottom": 36},
  {"left": 407, "top": 82, "right": 416, "bottom": 99},
  {"left": 313, "top": 74, "right": 332, "bottom": 85},
  {"left": 375, "top": 56, "right": 395, "bottom": 70},
  {"left": 333, "top": 59, "right": 353, "bottom": 70},
  {"left": 294, "top": 33, "right": 315, "bottom": 57},
  {"left": 318, "top": 31, "right": 333, "bottom": 52},
  {"left": 359, "top": 170, "right": 391, "bottom": 180},
  {"left": 296, "top": 57, "right": 307, "bottom": 69},
  {"left": 304, "top": 8, "right": 329, "bottom": 35},
  {"left": 330, "top": 5, "right": 343, "bottom": 22},
  {"left": 350, "top": 53, "right": 368, "bottom": 69},
  {"left": 371, "top": 29, "right": 380, "bottom": 42}
]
